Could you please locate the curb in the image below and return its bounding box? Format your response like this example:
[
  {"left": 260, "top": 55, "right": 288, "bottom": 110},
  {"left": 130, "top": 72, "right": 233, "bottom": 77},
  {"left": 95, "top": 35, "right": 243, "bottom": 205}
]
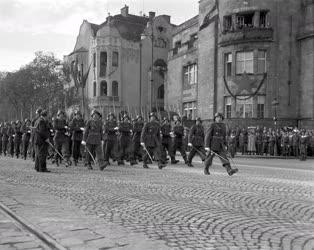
[{"left": 0, "top": 202, "right": 67, "bottom": 250}]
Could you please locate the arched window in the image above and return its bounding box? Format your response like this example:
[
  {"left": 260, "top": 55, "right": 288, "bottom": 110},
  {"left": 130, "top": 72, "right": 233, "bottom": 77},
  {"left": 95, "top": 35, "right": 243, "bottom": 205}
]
[
  {"left": 99, "top": 51, "right": 107, "bottom": 77},
  {"left": 112, "top": 81, "right": 119, "bottom": 97},
  {"left": 100, "top": 81, "right": 107, "bottom": 96},
  {"left": 157, "top": 84, "right": 164, "bottom": 99}
]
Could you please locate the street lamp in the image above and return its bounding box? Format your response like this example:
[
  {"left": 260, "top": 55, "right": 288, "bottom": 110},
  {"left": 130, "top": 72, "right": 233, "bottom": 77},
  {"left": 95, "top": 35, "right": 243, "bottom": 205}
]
[
  {"left": 141, "top": 19, "right": 154, "bottom": 112},
  {"left": 272, "top": 98, "right": 279, "bottom": 128}
]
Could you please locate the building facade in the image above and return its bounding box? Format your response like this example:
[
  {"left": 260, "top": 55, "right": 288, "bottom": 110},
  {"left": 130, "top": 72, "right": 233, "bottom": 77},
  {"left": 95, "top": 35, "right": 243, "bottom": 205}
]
[
  {"left": 166, "top": 0, "right": 314, "bottom": 128},
  {"left": 66, "top": 5, "right": 173, "bottom": 117}
]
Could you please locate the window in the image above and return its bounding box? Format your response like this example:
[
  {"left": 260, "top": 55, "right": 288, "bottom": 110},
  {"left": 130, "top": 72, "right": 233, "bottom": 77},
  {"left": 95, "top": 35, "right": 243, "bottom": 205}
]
[
  {"left": 99, "top": 51, "right": 107, "bottom": 77},
  {"left": 93, "top": 81, "right": 97, "bottom": 97},
  {"left": 257, "top": 50, "right": 267, "bottom": 74},
  {"left": 183, "top": 102, "right": 197, "bottom": 120},
  {"left": 112, "top": 81, "right": 118, "bottom": 97},
  {"left": 174, "top": 40, "right": 181, "bottom": 48},
  {"left": 224, "top": 53, "right": 232, "bottom": 77},
  {"left": 236, "top": 97, "right": 253, "bottom": 118},
  {"left": 188, "top": 34, "right": 198, "bottom": 49},
  {"left": 236, "top": 12, "right": 254, "bottom": 29},
  {"left": 100, "top": 81, "right": 107, "bottom": 96},
  {"left": 257, "top": 96, "right": 265, "bottom": 118},
  {"left": 157, "top": 84, "right": 164, "bottom": 99},
  {"left": 183, "top": 64, "right": 198, "bottom": 85},
  {"left": 93, "top": 53, "right": 96, "bottom": 68},
  {"left": 236, "top": 51, "right": 253, "bottom": 74},
  {"left": 225, "top": 96, "right": 232, "bottom": 119},
  {"left": 112, "top": 52, "right": 119, "bottom": 67},
  {"left": 260, "top": 11, "right": 268, "bottom": 28},
  {"left": 223, "top": 16, "right": 232, "bottom": 31}
]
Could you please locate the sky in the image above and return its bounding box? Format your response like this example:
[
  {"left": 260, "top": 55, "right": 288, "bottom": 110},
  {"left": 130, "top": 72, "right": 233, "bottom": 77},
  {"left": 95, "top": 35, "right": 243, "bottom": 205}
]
[{"left": 0, "top": 0, "right": 198, "bottom": 72}]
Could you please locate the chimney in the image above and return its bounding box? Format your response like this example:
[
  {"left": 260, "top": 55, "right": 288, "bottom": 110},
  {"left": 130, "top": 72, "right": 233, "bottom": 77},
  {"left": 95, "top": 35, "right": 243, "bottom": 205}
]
[
  {"left": 121, "top": 5, "right": 129, "bottom": 17},
  {"left": 149, "top": 11, "right": 156, "bottom": 20}
]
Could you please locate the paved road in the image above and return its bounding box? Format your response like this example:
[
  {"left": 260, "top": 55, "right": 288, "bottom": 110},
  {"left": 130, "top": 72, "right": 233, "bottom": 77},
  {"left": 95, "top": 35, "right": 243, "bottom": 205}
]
[{"left": 0, "top": 156, "right": 313, "bottom": 250}]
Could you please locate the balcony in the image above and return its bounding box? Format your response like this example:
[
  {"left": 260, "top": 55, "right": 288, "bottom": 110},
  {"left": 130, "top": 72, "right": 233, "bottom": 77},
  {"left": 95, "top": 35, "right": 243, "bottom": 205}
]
[
  {"left": 169, "top": 40, "right": 198, "bottom": 58},
  {"left": 90, "top": 96, "right": 119, "bottom": 107},
  {"left": 219, "top": 27, "right": 274, "bottom": 47}
]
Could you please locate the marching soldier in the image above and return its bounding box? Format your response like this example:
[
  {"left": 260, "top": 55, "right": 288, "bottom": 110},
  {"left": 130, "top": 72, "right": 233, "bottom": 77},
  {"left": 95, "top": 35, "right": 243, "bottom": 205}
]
[
  {"left": 8, "top": 121, "right": 15, "bottom": 157},
  {"left": 132, "top": 115, "right": 144, "bottom": 163},
  {"left": 53, "top": 110, "right": 71, "bottom": 166},
  {"left": 187, "top": 117, "right": 206, "bottom": 167},
  {"left": 21, "top": 119, "right": 32, "bottom": 160},
  {"left": 204, "top": 112, "right": 238, "bottom": 176},
  {"left": 82, "top": 110, "right": 106, "bottom": 170},
  {"left": 117, "top": 115, "right": 135, "bottom": 165},
  {"left": 34, "top": 110, "right": 51, "bottom": 172},
  {"left": 160, "top": 117, "right": 176, "bottom": 164},
  {"left": 103, "top": 113, "right": 118, "bottom": 167},
  {"left": 14, "top": 120, "right": 23, "bottom": 158},
  {"left": 1, "top": 122, "right": 9, "bottom": 156},
  {"left": 171, "top": 117, "right": 188, "bottom": 164},
  {"left": 69, "top": 110, "right": 85, "bottom": 166},
  {"left": 140, "top": 112, "right": 166, "bottom": 169},
  {"left": 0, "top": 122, "right": 3, "bottom": 156}
]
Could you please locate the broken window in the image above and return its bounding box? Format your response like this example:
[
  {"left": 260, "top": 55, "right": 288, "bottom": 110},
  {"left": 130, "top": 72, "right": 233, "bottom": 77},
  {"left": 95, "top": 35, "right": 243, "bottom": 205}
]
[{"left": 188, "top": 33, "right": 198, "bottom": 49}]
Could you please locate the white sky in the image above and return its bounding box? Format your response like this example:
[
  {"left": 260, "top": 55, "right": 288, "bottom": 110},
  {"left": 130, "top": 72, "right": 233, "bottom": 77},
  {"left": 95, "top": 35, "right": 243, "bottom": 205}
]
[{"left": 0, "top": 0, "right": 198, "bottom": 72}]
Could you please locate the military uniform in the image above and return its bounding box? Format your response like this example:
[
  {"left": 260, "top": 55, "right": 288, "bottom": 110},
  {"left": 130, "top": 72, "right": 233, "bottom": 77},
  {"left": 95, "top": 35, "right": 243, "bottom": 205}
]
[
  {"left": 14, "top": 121, "right": 23, "bottom": 158},
  {"left": 21, "top": 120, "right": 32, "bottom": 160},
  {"left": 1, "top": 124, "right": 9, "bottom": 156},
  {"left": 83, "top": 110, "right": 105, "bottom": 170},
  {"left": 256, "top": 132, "right": 263, "bottom": 155},
  {"left": 8, "top": 123, "right": 15, "bottom": 157},
  {"left": 53, "top": 112, "right": 70, "bottom": 165},
  {"left": 204, "top": 113, "right": 238, "bottom": 176},
  {"left": 103, "top": 115, "right": 118, "bottom": 165},
  {"left": 34, "top": 111, "right": 50, "bottom": 172},
  {"left": 171, "top": 120, "right": 188, "bottom": 163},
  {"left": 187, "top": 119, "right": 206, "bottom": 166},
  {"left": 160, "top": 118, "right": 175, "bottom": 164},
  {"left": 0, "top": 123, "right": 3, "bottom": 155},
  {"left": 69, "top": 114, "right": 85, "bottom": 165},
  {"left": 117, "top": 117, "right": 134, "bottom": 165},
  {"left": 140, "top": 114, "right": 165, "bottom": 169},
  {"left": 299, "top": 133, "right": 308, "bottom": 161},
  {"left": 132, "top": 116, "right": 144, "bottom": 162},
  {"left": 268, "top": 133, "right": 276, "bottom": 156}
]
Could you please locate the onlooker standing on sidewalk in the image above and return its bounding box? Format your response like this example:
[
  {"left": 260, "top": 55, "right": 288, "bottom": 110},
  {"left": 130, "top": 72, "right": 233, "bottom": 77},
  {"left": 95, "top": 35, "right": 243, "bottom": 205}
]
[{"left": 247, "top": 129, "right": 256, "bottom": 155}]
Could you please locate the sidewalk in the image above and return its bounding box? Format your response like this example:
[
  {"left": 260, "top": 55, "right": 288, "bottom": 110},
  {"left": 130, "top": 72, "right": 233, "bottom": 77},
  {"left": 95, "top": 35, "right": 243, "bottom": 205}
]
[{"left": 0, "top": 180, "right": 169, "bottom": 250}]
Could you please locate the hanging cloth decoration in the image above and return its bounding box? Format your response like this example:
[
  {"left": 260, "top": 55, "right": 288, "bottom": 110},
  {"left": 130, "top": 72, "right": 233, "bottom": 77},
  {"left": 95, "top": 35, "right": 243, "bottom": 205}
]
[{"left": 223, "top": 73, "right": 267, "bottom": 100}]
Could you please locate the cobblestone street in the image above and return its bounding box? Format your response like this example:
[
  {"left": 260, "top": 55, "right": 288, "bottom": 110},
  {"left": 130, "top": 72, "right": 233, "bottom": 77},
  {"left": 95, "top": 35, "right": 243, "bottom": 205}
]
[{"left": 0, "top": 156, "right": 313, "bottom": 250}]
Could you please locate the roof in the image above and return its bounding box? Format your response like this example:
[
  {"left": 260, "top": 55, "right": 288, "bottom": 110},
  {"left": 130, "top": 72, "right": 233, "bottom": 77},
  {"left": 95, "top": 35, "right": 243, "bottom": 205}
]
[
  {"left": 68, "top": 46, "right": 88, "bottom": 56},
  {"left": 88, "top": 14, "right": 149, "bottom": 42}
]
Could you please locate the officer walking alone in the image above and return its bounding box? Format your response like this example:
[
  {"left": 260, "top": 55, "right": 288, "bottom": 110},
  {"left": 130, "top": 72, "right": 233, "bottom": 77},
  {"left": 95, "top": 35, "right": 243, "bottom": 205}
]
[{"left": 204, "top": 113, "right": 238, "bottom": 176}]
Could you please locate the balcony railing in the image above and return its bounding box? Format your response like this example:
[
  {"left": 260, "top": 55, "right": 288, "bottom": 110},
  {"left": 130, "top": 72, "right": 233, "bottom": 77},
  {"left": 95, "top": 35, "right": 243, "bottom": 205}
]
[
  {"left": 219, "top": 27, "right": 274, "bottom": 47},
  {"left": 169, "top": 40, "right": 198, "bottom": 58}
]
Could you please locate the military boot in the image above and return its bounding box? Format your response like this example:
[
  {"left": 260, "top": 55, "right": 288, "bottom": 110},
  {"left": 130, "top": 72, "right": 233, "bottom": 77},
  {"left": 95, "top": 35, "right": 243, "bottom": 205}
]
[
  {"left": 143, "top": 164, "right": 149, "bottom": 169},
  {"left": 224, "top": 163, "right": 238, "bottom": 176},
  {"left": 204, "top": 165, "right": 210, "bottom": 175},
  {"left": 118, "top": 160, "right": 125, "bottom": 166}
]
